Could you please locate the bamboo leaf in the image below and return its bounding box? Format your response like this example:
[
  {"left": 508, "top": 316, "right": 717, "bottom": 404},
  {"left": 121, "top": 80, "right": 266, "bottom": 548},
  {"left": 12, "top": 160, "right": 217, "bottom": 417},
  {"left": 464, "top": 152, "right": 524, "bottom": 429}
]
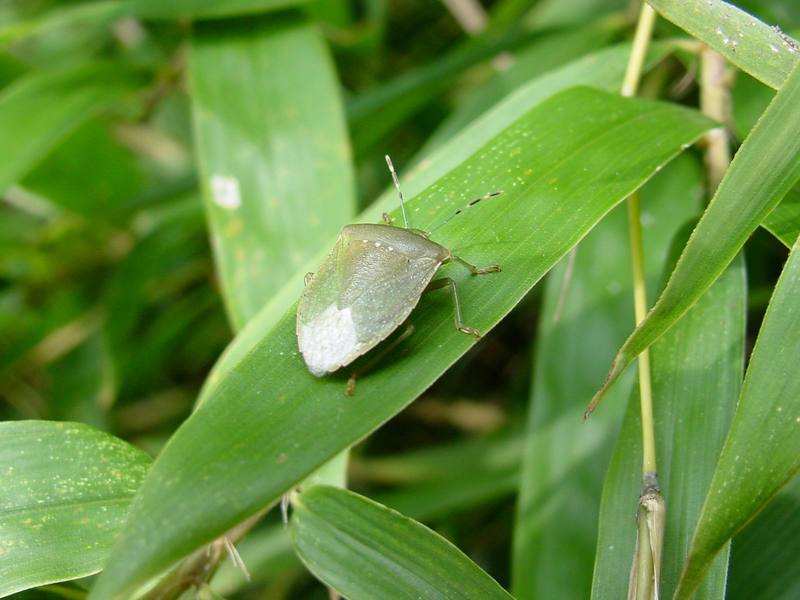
[
  {"left": 0, "top": 0, "right": 309, "bottom": 48},
  {"left": 370, "top": 429, "right": 523, "bottom": 522},
  {"left": 674, "top": 237, "right": 800, "bottom": 599},
  {"left": 352, "top": 428, "right": 523, "bottom": 486},
  {"left": 103, "top": 199, "right": 209, "bottom": 399},
  {"left": 22, "top": 119, "right": 147, "bottom": 222},
  {"left": 0, "top": 63, "right": 141, "bottom": 196},
  {"left": 0, "top": 421, "right": 151, "bottom": 598},
  {"left": 289, "top": 485, "right": 512, "bottom": 600},
  {"left": 727, "top": 475, "right": 800, "bottom": 600},
  {"left": 512, "top": 153, "right": 703, "bottom": 599},
  {"left": 197, "top": 41, "right": 677, "bottom": 400},
  {"left": 46, "top": 331, "right": 113, "bottom": 429},
  {"left": 189, "top": 12, "right": 356, "bottom": 501},
  {"left": 123, "top": 0, "right": 306, "bottom": 20},
  {"left": 87, "top": 87, "right": 713, "bottom": 600},
  {"left": 726, "top": 74, "right": 798, "bottom": 247},
  {"left": 587, "top": 58, "right": 800, "bottom": 416},
  {"left": 591, "top": 236, "right": 747, "bottom": 599},
  {"left": 763, "top": 185, "right": 800, "bottom": 247},
  {"left": 347, "top": 26, "right": 540, "bottom": 155},
  {"left": 0, "top": 1, "right": 119, "bottom": 51},
  {"left": 731, "top": 71, "right": 773, "bottom": 140},
  {"left": 424, "top": 39, "right": 671, "bottom": 153},
  {"left": 190, "top": 13, "right": 355, "bottom": 329},
  {"left": 215, "top": 429, "right": 524, "bottom": 595},
  {"left": 646, "top": 0, "right": 800, "bottom": 90}
]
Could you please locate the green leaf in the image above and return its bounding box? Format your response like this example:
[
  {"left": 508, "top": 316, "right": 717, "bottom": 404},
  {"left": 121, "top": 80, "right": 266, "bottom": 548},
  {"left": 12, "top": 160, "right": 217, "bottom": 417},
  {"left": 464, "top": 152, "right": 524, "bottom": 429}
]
[
  {"left": 731, "top": 78, "right": 800, "bottom": 248},
  {"left": 368, "top": 429, "right": 524, "bottom": 521},
  {"left": 646, "top": 0, "right": 800, "bottom": 90},
  {"left": 215, "top": 429, "right": 524, "bottom": 595},
  {"left": 88, "top": 87, "right": 713, "bottom": 600},
  {"left": 0, "top": 421, "right": 151, "bottom": 598},
  {"left": 731, "top": 72, "right": 773, "bottom": 140},
  {"left": 424, "top": 36, "right": 668, "bottom": 153},
  {"left": 375, "top": 466, "right": 520, "bottom": 525},
  {"left": 512, "top": 153, "right": 703, "bottom": 599},
  {"left": 122, "top": 0, "right": 306, "bottom": 20},
  {"left": 763, "top": 184, "right": 800, "bottom": 247},
  {"left": 21, "top": 119, "right": 147, "bottom": 222},
  {"left": 190, "top": 12, "right": 355, "bottom": 500},
  {"left": 591, "top": 240, "right": 747, "bottom": 599},
  {"left": 346, "top": 26, "right": 540, "bottom": 155},
  {"left": 0, "top": 63, "right": 141, "bottom": 196},
  {"left": 528, "top": 0, "right": 629, "bottom": 28},
  {"left": 587, "top": 58, "right": 800, "bottom": 416},
  {"left": 727, "top": 475, "right": 800, "bottom": 600},
  {"left": 0, "top": 53, "right": 26, "bottom": 88},
  {"left": 0, "top": 1, "right": 119, "bottom": 56},
  {"left": 352, "top": 428, "right": 523, "bottom": 486},
  {"left": 196, "top": 40, "right": 678, "bottom": 400},
  {"left": 289, "top": 485, "right": 513, "bottom": 600},
  {"left": 675, "top": 237, "right": 800, "bottom": 599},
  {"left": 46, "top": 331, "right": 113, "bottom": 429},
  {"left": 0, "top": 284, "right": 96, "bottom": 384},
  {"left": 190, "top": 13, "right": 355, "bottom": 329},
  {"left": 411, "top": 23, "right": 618, "bottom": 154},
  {"left": 103, "top": 197, "right": 210, "bottom": 399}
]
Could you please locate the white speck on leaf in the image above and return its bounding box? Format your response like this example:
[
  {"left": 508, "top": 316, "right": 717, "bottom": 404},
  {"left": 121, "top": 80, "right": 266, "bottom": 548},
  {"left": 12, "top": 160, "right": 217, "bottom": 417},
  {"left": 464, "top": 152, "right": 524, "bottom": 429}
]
[{"left": 210, "top": 175, "right": 241, "bottom": 209}]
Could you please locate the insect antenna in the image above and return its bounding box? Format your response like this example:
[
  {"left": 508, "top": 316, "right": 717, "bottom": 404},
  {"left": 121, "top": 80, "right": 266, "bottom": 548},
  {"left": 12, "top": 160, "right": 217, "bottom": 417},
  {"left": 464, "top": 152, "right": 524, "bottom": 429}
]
[
  {"left": 427, "top": 190, "right": 503, "bottom": 235},
  {"left": 385, "top": 155, "right": 410, "bottom": 229}
]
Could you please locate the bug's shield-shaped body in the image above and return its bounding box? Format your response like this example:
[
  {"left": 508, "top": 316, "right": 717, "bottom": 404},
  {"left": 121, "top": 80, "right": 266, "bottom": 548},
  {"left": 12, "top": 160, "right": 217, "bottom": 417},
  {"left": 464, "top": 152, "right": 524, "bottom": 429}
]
[{"left": 297, "top": 224, "right": 449, "bottom": 376}]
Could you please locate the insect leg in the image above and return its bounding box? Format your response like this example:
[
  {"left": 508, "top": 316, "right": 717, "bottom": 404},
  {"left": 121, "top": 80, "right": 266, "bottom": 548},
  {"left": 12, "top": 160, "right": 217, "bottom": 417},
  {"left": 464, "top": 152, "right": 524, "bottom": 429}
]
[
  {"left": 426, "top": 278, "right": 481, "bottom": 338},
  {"left": 304, "top": 272, "right": 314, "bottom": 286},
  {"left": 451, "top": 255, "right": 501, "bottom": 275},
  {"left": 346, "top": 324, "right": 416, "bottom": 396},
  {"left": 381, "top": 212, "right": 393, "bottom": 225}
]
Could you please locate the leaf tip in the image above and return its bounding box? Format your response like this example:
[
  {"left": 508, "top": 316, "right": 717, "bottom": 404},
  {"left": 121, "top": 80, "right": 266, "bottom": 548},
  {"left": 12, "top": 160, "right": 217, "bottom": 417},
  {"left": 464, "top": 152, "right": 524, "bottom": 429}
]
[{"left": 584, "top": 353, "right": 628, "bottom": 419}]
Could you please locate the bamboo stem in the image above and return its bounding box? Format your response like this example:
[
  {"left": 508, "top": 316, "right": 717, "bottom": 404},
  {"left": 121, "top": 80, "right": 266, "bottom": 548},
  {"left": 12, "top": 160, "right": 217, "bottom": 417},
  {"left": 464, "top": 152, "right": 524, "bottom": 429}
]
[
  {"left": 621, "top": 0, "right": 659, "bottom": 480},
  {"left": 619, "top": 4, "right": 663, "bottom": 599},
  {"left": 621, "top": 4, "right": 657, "bottom": 97},
  {"left": 700, "top": 48, "right": 731, "bottom": 194},
  {"left": 626, "top": 194, "right": 658, "bottom": 475}
]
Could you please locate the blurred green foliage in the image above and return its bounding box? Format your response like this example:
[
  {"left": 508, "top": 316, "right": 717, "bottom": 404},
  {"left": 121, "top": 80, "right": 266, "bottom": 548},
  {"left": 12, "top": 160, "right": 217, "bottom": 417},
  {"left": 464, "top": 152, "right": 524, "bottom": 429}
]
[{"left": 1, "top": 1, "right": 799, "bottom": 599}]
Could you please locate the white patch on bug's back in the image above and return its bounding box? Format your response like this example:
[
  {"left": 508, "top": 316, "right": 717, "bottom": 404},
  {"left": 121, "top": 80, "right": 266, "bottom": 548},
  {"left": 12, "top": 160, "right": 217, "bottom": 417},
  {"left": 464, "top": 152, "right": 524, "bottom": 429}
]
[
  {"left": 299, "top": 304, "right": 358, "bottom": 376},
  {"left": 210, "top": 175, "right": 241, "bottom": 209}
]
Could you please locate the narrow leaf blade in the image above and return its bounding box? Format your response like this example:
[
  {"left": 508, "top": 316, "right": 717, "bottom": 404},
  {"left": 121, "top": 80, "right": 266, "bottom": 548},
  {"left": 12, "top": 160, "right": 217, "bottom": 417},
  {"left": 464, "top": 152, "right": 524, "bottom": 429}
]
[
  {"left": 196, "top": 40, "right": 678, "bottom": 400},
  {"left": 0, "top": 421, "right": 151, "bottom": 598},
  {"left": 290, "top": 485, "right": 512, "bottom": 600},
  {"left": 190, "top": 14, "right": 355, "bottom": 328},
  {"left": 727, "top": 476, "right": 800, "bottom": 600},
  {"left": 592, "top": 242, "right": 746, "bottom": 599},
  {"left": 88, "top": 87, "right": 713, "bottom": 600},
  {"left": 513, "top": 154, "right": 703, "bottom": 599},
  {"left": 675, "top": 238, "right": 800, "bottom": 598},
  {"left": 0, "top": 63, "right": 140, "bottom": 195},
  {"left": 123, "top": 0, "right": 306, "bottom": 20},
  {"left": 588, "top": 58, "right": 800, "bottom": 415},
  {"left": 762, "top": 185, "right": 800, "bottom": 247},
  {"left": 647, "top": 0, "right": 799, "bottom": 90}
]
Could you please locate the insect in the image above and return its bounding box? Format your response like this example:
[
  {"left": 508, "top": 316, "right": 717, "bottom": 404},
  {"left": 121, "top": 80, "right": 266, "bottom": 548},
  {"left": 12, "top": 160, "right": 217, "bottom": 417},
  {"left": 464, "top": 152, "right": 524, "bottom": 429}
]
[{"left": 296, "top": 155, "right": 501, "bottom": 393}]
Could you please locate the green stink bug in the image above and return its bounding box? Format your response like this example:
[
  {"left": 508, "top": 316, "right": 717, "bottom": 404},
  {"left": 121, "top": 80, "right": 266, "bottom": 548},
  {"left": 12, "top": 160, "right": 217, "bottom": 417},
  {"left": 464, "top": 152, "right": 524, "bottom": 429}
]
[{"left": 296, "top": 156, "right": 500, "bottom": 391}]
